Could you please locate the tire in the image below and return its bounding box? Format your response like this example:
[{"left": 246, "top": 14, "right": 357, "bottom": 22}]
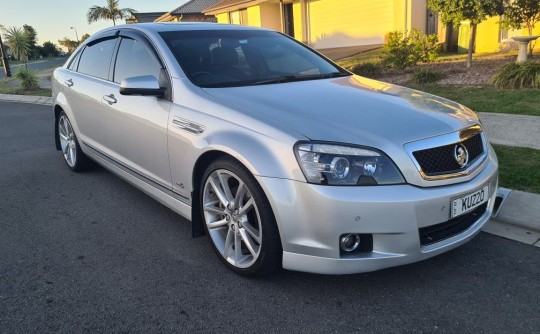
[
  {"left": 57, "top": 111, "right": 93, "bottom": 172},
  {"left": 200, "top": 157, "right": 282, "bottom": 277}
]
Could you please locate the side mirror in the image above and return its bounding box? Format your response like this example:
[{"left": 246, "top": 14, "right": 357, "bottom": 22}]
[{"left": 119, "top": 75, "right": 166, "bottom": 97}]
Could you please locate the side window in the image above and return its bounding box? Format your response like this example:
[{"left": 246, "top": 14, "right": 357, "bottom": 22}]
[
  {"left": 68, "top": 50, "right": 82, "bottom": 71},
  {"left": 77, "top": 38, "right": 117, "bottom": 80},
  {"left": 113, "top": 37, "right": 162, "bottom": 84}
]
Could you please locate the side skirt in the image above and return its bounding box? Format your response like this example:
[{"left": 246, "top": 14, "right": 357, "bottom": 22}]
[{"left": 82, "top": 142, "right": 192, "bottom": 221}]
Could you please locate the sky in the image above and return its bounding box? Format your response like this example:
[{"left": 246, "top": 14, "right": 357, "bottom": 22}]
[{"left": 1, "top": 0, "right": 187, "bottom": 46}]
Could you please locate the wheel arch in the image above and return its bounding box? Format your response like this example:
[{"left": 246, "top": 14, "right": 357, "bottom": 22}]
[
  {"left": 191, "top": 150, "right": 228, "bottom": 237},
  {"left": 190, "top": 150, "right": 282, "bottom": 243}
]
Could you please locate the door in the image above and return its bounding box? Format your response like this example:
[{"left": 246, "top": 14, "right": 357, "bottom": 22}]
[
  {"left": 101, "top": 32, "right": 172, "bottom": 190},
  {"left": 62, "top": 37, "right": 117, "bottom": 151},
  {"left": 283, "top": 3, "right": 295, "bottom": 37}
]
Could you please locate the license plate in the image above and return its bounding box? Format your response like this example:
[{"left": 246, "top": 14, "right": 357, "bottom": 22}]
[{"left": 451, "top": 185, "right": 489, "bottom": 218}]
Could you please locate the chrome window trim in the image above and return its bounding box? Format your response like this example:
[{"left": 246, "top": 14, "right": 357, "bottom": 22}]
[{"left": 404, "top": 125, "right": 488, "bottom": 181}]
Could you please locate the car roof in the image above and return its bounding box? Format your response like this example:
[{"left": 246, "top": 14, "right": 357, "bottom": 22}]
[{"left": 103, "top": 22, "right": 271, "bottom": 35}]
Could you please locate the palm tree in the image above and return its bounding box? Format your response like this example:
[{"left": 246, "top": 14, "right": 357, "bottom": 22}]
[
  {"left": 2, "top": 26, "right": 30, "bottom": 62},
  {"left": 87, "top": 0, "right": 135, "bottom": 26}
]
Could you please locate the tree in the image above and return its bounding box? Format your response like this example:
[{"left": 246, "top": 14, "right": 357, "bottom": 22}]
[
  {"left": 42, "top": 41, "right": 59, "bottom": 57},
  {"left": 22, "top": 25, "right": 37, "bottom": 48},
  {"left": 23, "top": 25, "right": 38, "bottom": 59},
  {"left": 501, "top": 0, "right": 540, "bottom": 56},
  {"left": 2, "top": 26, "right": 31, "bottom": 62},
  {"left": 80, "top": 33, "right": 91, "bottom": 44},
  {"left": 428, "top": 0, "right": 504, "bottom": 68},
  {"left": 87, "top": 0, "right": 135, "bottom": 26},
  {"left": 0, "top": 25, "right": 11, "bottom": 77},
  {"left": 58, "top": 38, "right": 79, "bottom": 53}
]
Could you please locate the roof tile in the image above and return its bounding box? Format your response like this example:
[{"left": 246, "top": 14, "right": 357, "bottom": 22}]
[{"left": 171, "top": 0, "right": 224, "bottom": 14}]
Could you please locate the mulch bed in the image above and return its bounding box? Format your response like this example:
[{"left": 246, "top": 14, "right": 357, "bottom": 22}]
[{"left": 377, "top": 53, "right": 521, "bottom": 86}]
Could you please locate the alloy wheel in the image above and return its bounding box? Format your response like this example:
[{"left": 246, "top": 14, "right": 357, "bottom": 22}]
[
  {"left": 202, "top": 169, "right": 262, "bottom": 268},
  {"left": 58, "top": 115, "right": 77, "bottom": 167}
]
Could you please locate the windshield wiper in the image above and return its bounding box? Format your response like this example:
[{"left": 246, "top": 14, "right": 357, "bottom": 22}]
[
  {"left": 320, "top": 72, "right": 351, "bottom": 78},
  {"left": 250, "top": 72, "right": 351, "bottom": 86},
  {"left": 251, "top": 76, "right": 298, "bottom": 85}
]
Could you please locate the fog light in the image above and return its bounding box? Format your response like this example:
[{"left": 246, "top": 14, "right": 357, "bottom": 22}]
[{"left": 340, "top": 234, "right": 361, "bottom": 252}]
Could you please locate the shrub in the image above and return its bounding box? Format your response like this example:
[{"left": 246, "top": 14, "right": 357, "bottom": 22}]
[
  {"left": 491, "top": 62, "right": 540, "bottom": 89},
  {"left": 350, "top": 61, "right": 382, "bottom": 78},
  {"left": 14, "top": 66, "right": 39, "bottom": 90},
  {"left": 383, "top": 29, "right": 439, "bottom": 70},
  {"left": 411, "top": 69, "right": 444, "bottom": 84},
  {"left": 416, "top": 33, "right": 440, "bottom": 63}
]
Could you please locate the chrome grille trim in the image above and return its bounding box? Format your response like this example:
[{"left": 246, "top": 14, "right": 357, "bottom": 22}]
[{"left": 404, "top": 125, "right": 488, "bottom": 181}]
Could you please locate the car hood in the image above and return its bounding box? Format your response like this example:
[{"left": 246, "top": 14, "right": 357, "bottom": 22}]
[{"left": 202, "top": 75, "right": 479, "bottom": 147}]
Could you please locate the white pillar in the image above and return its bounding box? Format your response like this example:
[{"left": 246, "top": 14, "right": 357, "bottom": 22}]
[{"left": 517, "top": 41, "right": 529, "bottom": 63}]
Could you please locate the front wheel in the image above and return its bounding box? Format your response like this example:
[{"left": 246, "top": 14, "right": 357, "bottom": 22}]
[{"left": 200, "top": 157, "right": 282, "bottom": 277}]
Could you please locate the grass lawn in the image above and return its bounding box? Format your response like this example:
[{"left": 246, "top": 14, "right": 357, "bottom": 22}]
[
  {"left": 493, "top": 144, "right": 540, "bottom": 194},
  {"left": 0, "top": 78, "right": 51, "bottom": 97},
  {"left": 410, "top": 85, "right": 540, "bottom": 116}
]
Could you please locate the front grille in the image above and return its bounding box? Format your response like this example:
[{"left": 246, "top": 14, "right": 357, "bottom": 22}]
[
  {"left": 419, "top": 203, "right": 488, "bottom": 246},
  {"left": 413, "top": 133, "right": 484, "bottom": 176}
]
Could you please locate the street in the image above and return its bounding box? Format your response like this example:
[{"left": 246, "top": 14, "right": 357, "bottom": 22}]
[
  {"left": 0, "top": 101, "right": 539, "bottom": 333},
  {"left": 0, "top": 57, "right": 66, "bottom": 78}
]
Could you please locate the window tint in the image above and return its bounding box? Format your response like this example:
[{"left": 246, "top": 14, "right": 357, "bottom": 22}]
[
  {"left": 113, "top": 37, "right": 162, "bottom": 84},
  {"left": 68, "top": 51, "right": 82, "bottom": 71},
  {"left": 77, "top": 38, "right": 116, "bottom": 80},
  {"left": 160, "top": 30, "right": 347, "bottom": 88}
]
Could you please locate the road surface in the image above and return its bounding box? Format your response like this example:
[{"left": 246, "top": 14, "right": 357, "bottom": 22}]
[
  {"left": 1, "top": 101, "right": 539, "bottom": 333},
  {"left": 0, "top": 57, "right": 66, "bottom": 78}
]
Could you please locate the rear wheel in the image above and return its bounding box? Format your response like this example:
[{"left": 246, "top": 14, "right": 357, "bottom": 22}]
[
  {"left": 57, "top": 112, "right": 93, "bottom": 171},
  {"left": 201, "top": 157, "right": 281, "bottom": 277}
]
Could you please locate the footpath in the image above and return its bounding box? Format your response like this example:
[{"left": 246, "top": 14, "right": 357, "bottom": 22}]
[{"left": 0, "top": 95, "right": 538, "bottom": 248}]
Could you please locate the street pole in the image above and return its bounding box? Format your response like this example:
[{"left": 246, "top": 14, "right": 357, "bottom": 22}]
[
  {"left": 71, "top": 27, "right": 79, "bottom": 45},
  {"left": 0, "top": 35, "right": 11, "bottom": 77}
]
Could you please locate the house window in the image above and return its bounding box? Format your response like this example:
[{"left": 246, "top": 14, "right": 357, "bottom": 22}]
[
  {"left": 229, "top": 9, "right": 248, "bottom": 25},
  {"left": 230, "top": 11, "right": 241, "bottom": 25},
  {"left": 240, "top": 9, "right": 248, "bottom": 25}
]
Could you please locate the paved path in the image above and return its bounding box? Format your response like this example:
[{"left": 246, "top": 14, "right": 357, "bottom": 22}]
[
  {"left": 478, "top": 112, "right": 540, "bottom": 150},
  {"left": 0, "top": 93, "right": 52, "bottom": 105}
]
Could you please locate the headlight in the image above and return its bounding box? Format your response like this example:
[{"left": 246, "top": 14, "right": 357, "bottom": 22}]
[{"left": 294, "top": 142, "right": 405, "bottom": 186}]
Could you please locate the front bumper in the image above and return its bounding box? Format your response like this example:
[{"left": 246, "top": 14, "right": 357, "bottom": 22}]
[{"left": 256, "top": 149, "right": 498, "bottom": 275}]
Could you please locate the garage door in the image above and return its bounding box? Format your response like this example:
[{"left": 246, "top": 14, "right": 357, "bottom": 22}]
[{"left": 308, "top": 0, "right": 394, "bottom": 49}]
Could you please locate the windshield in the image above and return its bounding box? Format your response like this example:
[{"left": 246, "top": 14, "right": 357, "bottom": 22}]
[{"left": 159, "top": 29, "right": 350, "bottom": 88}]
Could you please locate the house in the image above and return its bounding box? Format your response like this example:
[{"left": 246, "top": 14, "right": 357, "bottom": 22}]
[
  {"left": 202, "top": 0, "right": 540, "bottom": 58},
  {"left": 203, "top": 0, "right": 430, "bottom": 58},
  {"left": 452, "top": 17, "right": 540, "bottom": 54},
  {"left": 155, "top": 0, "right": 223, "bottom": 23},
  {"left": 126, "top": 12, "right": 167, "bottom": 24}
]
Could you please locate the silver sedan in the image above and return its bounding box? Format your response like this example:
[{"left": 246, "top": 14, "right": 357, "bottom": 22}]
[{"left": 52, "top": 23, "right": 498, "bottom": 276}]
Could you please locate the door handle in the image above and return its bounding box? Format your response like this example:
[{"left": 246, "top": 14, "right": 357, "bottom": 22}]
[
  {"left": 103, "top": 94, "right": 117, "bottom": 105},
  {"left": 65, "top": 79, "right": 73, "bottom": 87}
]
